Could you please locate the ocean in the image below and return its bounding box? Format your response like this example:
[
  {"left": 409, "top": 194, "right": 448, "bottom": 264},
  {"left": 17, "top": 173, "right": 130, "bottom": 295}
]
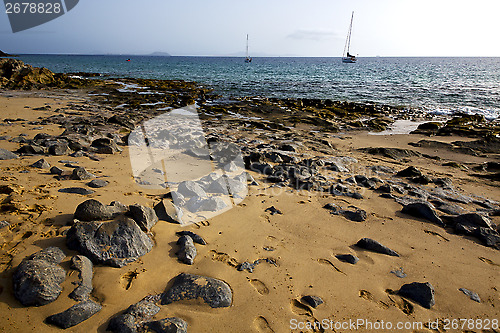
[{"left": 17, "top": 55, "right": 500, "bottom": 119}]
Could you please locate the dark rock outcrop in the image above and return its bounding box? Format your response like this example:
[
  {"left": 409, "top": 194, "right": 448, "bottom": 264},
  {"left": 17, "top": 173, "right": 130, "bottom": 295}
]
[
  {"left": 161, "top": 273, "right": 232, "bottom": 308},
  {"left": 13, "top": 247, "right": 66, "bottom": 306},
  {"left": 142, "top": 317, "right": 188, "bottom": 333},
  {"left": 401, "top": 201, "right": 444, "bottom": 226},
  {"left": 107, "top": 296, "right": 161, "bottom": 333},
  {"left": 46, "top": 299, "right": 101, "bottom": 329},
  {"left": 31, "top": 158, "right": 50, "bottom": 169},
  {"left": 66, "top": 216, "right": 153, "bottom": 267},
  {"left": 68, "top": 255, "right": 93, "bottom": 301},
  {"left": 0, "top": 148, "right": 18, "bottom": 160},
  {"left": 71, "top": 166, "right": 95, "bottom": 180}
]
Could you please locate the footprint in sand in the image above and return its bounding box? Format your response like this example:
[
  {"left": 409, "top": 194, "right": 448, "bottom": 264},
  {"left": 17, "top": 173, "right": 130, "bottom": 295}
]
[
  {"left": 290, "top": 299, "right": 313, "bottom": 316},
  {"left": 254, "top": 316, "right": 274, "bottom": 333},
  {"left": 250, "top": 279, "right": 269, "bottom": 295},
  {"left": 210, "top": 250, "right": 239, "bottom": 267},
  {"left": 359, "top": 289, "right": 373, "bottom": 301},
  {"left": 120, "top": 270, "right": 140, "bottom": 290},
  {"left": 385, "top": 289, "right": 414, "bottom": 315}
]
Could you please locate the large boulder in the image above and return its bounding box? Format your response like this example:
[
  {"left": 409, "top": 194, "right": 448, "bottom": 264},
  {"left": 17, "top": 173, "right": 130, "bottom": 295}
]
[
  {"left": 66, "top": 216, "right": 154, "bottom": 267},
  {"left": 161, "top": 273, "right": 232, "bottom": 308},
  {"left": 13, "top": 247, "right": 66, "bottom": 306}
]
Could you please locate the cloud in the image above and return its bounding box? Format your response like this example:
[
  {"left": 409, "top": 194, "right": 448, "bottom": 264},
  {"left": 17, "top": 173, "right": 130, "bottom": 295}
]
[{"left": 286, "top": 30, "right": 337, "bottom": 41}]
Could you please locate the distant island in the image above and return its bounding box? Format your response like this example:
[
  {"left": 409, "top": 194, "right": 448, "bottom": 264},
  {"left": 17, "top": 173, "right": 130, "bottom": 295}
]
[
  {"left": 149, "top": 52, "right": 171, "bottom": 57},
  {"left": 0, "top": 50, "right": 17, "bottom": 57}
]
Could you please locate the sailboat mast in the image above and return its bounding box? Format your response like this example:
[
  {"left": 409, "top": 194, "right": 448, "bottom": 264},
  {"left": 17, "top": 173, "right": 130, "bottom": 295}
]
[
  {"left": 343, "top": 11, "right": 354, "bottom": 57},
  {"left": 246, "top": 34, "right": 249, "bottom": 58}
]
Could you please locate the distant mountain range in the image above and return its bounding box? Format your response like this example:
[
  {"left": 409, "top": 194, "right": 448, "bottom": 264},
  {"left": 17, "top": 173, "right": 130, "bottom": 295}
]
[{"left": 148, "top": 52, "right": 171, "bottom": 57}]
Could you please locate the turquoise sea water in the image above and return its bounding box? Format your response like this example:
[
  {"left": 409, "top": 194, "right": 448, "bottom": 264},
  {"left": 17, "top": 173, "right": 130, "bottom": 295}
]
[{"left": 17, "top": 55, "right": 500, "bottom": 119}]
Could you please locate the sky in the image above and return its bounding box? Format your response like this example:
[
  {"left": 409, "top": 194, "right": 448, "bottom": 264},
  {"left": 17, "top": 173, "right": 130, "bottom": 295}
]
[{"left": 1, "top": 0, "right": 500, "bottom": 57}]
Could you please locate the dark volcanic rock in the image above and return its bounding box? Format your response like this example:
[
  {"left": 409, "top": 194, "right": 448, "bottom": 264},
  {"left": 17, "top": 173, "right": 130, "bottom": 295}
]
[
  {"left": 31, "top": 158, "right": 50, "bottom": 169},
  {"left": 128, "top": 204, "right": 158, "bottom": 232},
  {"left": 397, "top": 166, "right": 422, "bottom": 178},
  {"left": 459, "top": 288, "right": 481, "bottom": 303},
  {"left": 66, "top": 216, "right": 154, "bottom": 267},
  {"left": 401, "top": 201, "right": 444, "bottom": 226},
  {"left": 176, "top": 235, "right": 197, "bottom": 265},
  {"left": 50, "top": 166, "right": 64, "bottom": 175},
  {"left": 176, "top": 231, "right": 207, "bottom": 245},
  {"left": 108, "top": 297, "right": 161, "bottom": 332},
  {"left": 69, "top": 255, "right": 93, "bottom": 301},
  {"left": 71, "top": 166, "right": 95, "bottom": 180},
  {"left": 48, "top": 142, "right": 70, "bottom": 156},
  {"left": 474, "top": 227, "right": 500, "bottom": 249},
  {"left": 142, "top": 317, "right": 188, "bottom": 333},
  {"left": 360, "top": 147, "right": 421, "bottom": 161},
  {"left": 341, "top": 208, "right": 367, "bottom": 222},
  {"left": 46, "top": 299, "right": 101, "bottom": 329},
  {"left": 87, "top": 179, "right": 109, "bottom": 188},
  {"left": 335, "top": 254, "right": 359, "bottom": 264},
  {"left": 91, "top": 137, "right": 122, "bottom": 154},
  {"left": 161, "top": 273, "right": 232, "bottom": 308},
  {"left": 265, "top": 206, "right": 283, "bottom": 215},
  {"left": 13, "top": 247, "right": 66, "bottom": 306},
  {"left": 0, "top": 148, "right": 18, "bottom": 160},
  {"left": 154, "top": 199, "right": 182, "bottom": 224},
  {"left": 59, "top": 187, "right": 95, "bottom": 195},
  {"left": 452, "top": 213, "right": 495, "bottom": 230},
  {"left": 74, "top": 199, "right": 114, "bottom": 221},
  {"left": 398, "top": 282, "right": 435, "bottom": 309},
  {"left": 301, "top": 295, "right": 324, "bottom": 308},
  {"left": 17, "top": 144, "right": 44, "bottom": 155},
  {"left": 356, "top": 238, "right": 400, "bottom": 257}
]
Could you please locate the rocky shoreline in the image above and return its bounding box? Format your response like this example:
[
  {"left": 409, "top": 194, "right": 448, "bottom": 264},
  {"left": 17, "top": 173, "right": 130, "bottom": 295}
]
[{"left": 0, "top": 59, "right": 499, "bottom": 332}]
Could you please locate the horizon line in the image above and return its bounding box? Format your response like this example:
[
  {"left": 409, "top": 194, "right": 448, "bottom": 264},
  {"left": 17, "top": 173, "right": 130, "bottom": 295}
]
[{"left": 6, "top": 53, "right": 500, "bottom": 58}]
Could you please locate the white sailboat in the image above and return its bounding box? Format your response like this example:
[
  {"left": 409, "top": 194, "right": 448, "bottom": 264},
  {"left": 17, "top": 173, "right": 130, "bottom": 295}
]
[
  {"left": 245, "top": 34, "right": 252, "bottom": 63},
  {"left": 342, "top": 11, "right": 357, "bottom": 63}
]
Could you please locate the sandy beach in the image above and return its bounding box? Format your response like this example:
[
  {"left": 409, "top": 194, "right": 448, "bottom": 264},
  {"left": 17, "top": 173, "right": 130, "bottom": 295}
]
[{"left": 0, "top": 67, "right": 499, "bottom": 333}]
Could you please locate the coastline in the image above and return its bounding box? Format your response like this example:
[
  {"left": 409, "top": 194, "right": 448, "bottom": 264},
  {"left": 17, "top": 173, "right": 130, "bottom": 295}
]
[{"left": 0, "top": 61, "right": 499, "bottom": 332}]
